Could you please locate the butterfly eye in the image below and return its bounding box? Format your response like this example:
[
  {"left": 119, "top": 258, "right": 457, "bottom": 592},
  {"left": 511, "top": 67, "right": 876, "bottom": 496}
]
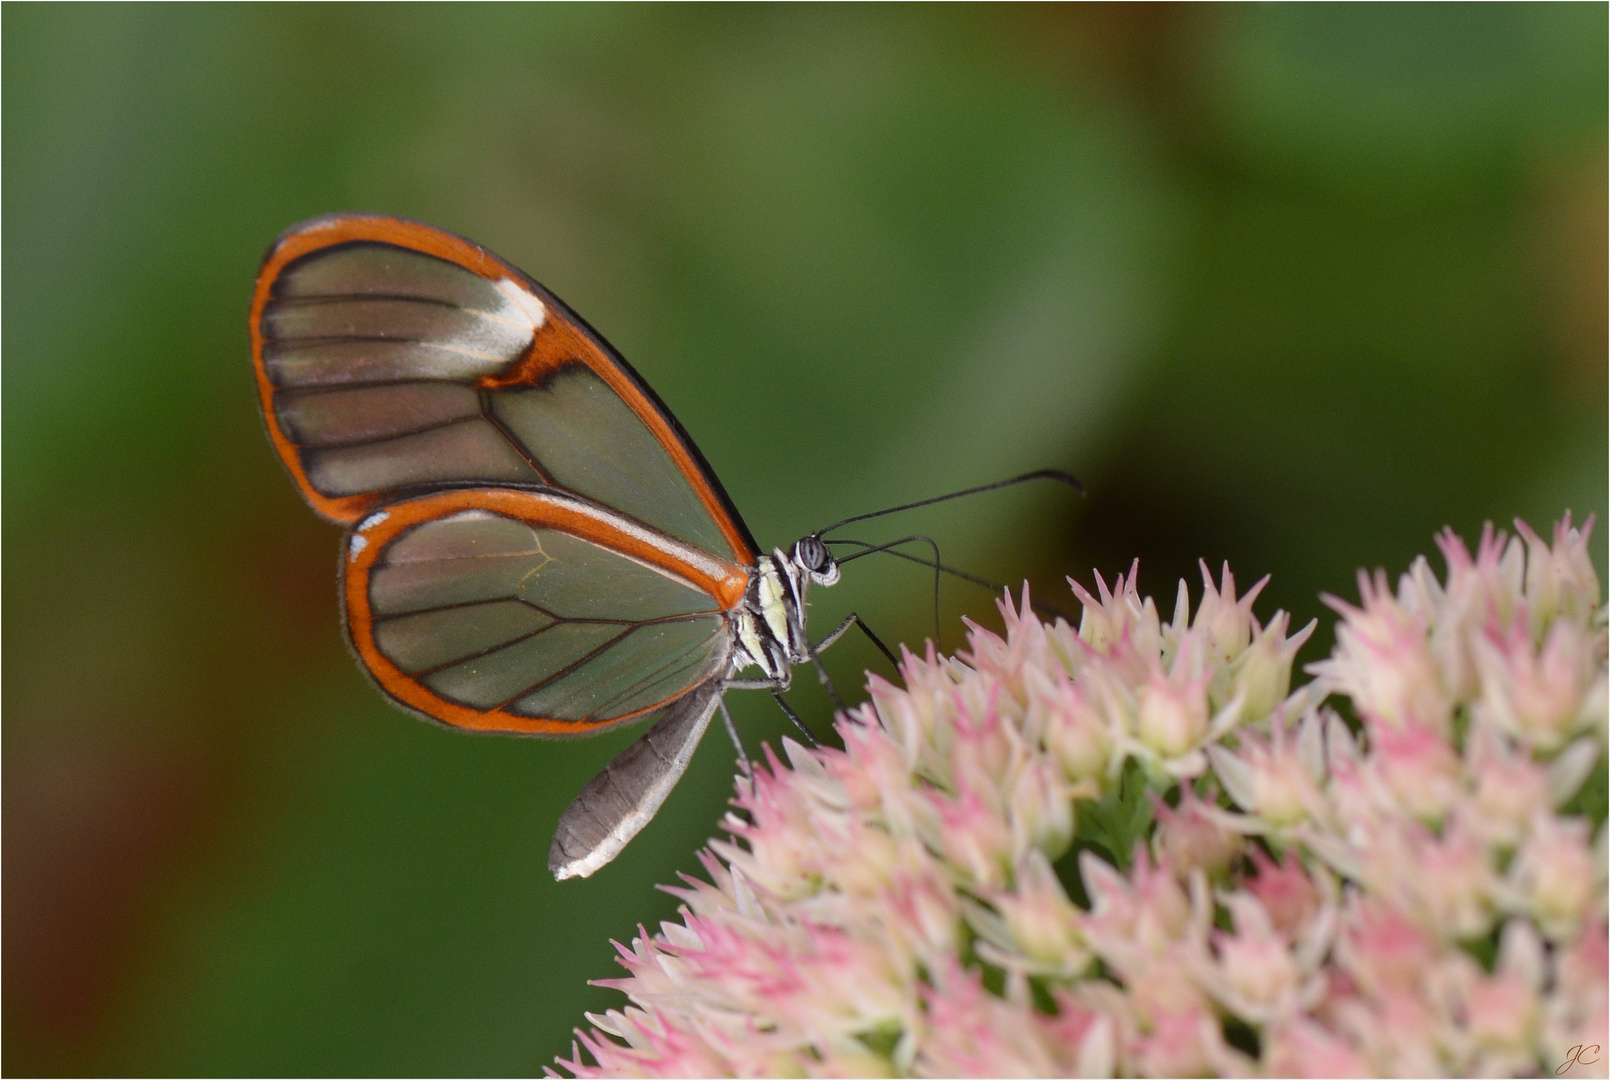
[{"left": 793, "top": 536, "right": 838, "bottom": 585}]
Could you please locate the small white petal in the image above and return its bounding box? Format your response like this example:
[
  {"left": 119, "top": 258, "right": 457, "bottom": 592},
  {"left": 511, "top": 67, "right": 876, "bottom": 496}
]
[
  {"left": 1497, "top": 919, "right": 1546, "bottom": 989},
  {"left": 1205, "top": 692, "right": 1247, "bottom": 741},
  {"left": 729, "top": 865, "right": 764, "bottom": 921},
  {"left": 1076, "top": 1015, "right": 1116, "bottom": 1079},
  {"left": 1296, "top": 710, "right": 1326, "bottom": 783},
  {"left": 1293, "top": 900, "right": 1338, "bottom": 973},
  {"left": 1078, "top": 850, "right": 1129, "bottom": 909},
  {"left": 1207, "top": 744, "right": 1256, "bottom": 812},
  {"left": 1325, "top": 710, "right": 1359, "bottom": 765},
  {"left": 1298, "top": 828, "right": 1363, "bottom": 881},
  {"left": 1548, "top": 737, "right": 1601, "bottom": 807},
  {"left": 782, "top": 736, "right": 822, "bottom": 776},
  {"left": 661, "top": 922, "right": 703, "bottom": 950}
]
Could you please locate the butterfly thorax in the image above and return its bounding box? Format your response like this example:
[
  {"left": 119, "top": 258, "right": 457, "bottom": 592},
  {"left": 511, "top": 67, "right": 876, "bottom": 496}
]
[{"left": 731, "top": 539, "right": 839, "bottom": 690}]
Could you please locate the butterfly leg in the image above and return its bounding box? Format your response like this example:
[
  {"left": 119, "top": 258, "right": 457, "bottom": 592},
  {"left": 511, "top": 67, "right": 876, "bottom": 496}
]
[
  {"left": 767, "top": 689, "right": 817, "bottom": 747},
  {"left": 814, "top": 612, "right": 898, "bottom": 669},
  {"left": 722, "top": 677, "right": 820, "bottom": 747},
  {"left": 717, "top": 696, "right": 753, "bottom": 778},
  {"left": 780, "top": 611, "right": 897, "bottom": 740},
  {"left": 802, "top": 647, "right": 845, "bottom": 712}
]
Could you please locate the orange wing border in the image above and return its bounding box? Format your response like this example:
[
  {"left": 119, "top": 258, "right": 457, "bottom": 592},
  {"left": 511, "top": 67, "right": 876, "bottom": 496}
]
[
  {"left": 249, "top": 213, "right": 758, "bottom": 565},
  {"left": 340, "top": 488, "right": 748, "bottom": 737}
]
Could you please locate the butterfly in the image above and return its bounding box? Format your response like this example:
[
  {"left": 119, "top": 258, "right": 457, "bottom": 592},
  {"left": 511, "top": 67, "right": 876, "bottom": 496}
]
[{"left": 251, "top": 213, "right": 1076, "bottom": 880}]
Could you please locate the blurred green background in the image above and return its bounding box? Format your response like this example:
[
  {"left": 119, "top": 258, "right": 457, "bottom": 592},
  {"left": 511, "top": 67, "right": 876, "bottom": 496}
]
[{"left": 4, "top": 4, "right": 1604, "bottom": 1074}]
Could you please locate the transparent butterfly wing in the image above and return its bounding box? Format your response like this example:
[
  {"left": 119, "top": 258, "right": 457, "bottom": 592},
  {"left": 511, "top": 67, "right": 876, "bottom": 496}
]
[
  {"left": 250, "top": 214, "right": 756, "bottom": 566},
  {"left": 342, "top": 489, "right": 742, "bottom": 737}
]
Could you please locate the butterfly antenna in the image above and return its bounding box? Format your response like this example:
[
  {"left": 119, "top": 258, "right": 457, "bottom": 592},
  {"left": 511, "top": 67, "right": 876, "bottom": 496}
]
[
  {"left": 830, "top": 536, "right": 1078, "bottom": 623},
  {"left": 834, "top": 535, "right": 997, "bottom": 587},
  {"left": 834, "top": 535, "right": 945, "bottom": 641},
  {"left": 813, "top": 469, "right": 1082, "bottom": 538}
]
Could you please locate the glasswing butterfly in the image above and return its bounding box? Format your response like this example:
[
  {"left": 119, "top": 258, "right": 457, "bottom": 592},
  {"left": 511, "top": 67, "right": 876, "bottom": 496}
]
[{"left": 250, "top": 213, "right": 1075, "bottom": 880}]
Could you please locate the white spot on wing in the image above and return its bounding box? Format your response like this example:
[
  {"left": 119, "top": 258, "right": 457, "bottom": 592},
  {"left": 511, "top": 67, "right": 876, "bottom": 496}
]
[
  {"left": 496, "top": 278, "right": 547, "bottom": 329},
  {"left": 357, "top": 510, "right": 390, "bottom": 533},
  {"left": 349, "top": 534, "right": 369, "bottom": 562}
]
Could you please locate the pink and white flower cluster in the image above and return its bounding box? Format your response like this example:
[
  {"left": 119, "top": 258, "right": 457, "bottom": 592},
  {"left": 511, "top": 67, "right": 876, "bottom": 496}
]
[{"left": 556, "top": 516, "right": 1607, "bottom": 1078}]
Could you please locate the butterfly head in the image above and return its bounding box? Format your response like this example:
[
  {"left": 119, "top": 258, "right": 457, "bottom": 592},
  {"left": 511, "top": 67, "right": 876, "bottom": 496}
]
[{"left": 790, "top": 534, "right": 840, "bottom": 587}]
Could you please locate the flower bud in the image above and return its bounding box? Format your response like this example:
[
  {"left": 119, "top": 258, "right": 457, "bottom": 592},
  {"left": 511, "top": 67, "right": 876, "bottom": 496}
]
[
  {"left": 1010, "top": 757, "right": 1074, "bottom": 858},
  {"left": 1154, "top": 788, "right": 1244, "bottom": 880},
  {"left": 1194, "top": 562, "right": 1267, "bottom": 663},
  {"left": 1136, "top": 672, "right": 1210, "bottom": 759},
  {"left": 995, "top": 851, "right": 1085, "bottom": 971},
  {"left": 1371, "top": 720, "right": 1462, "bottom": 825},
  {"left": 1511, "top": 814, "right": 1597, "bottom": 939},
  {"left": 1476, "top": 619, "right": 1596, "bottom": 751},
  {"left": 1516, "top": 513, "right": 1601, "bottom": 629},
  {"left": 1215, "top": 901, "right": 1301, "bottom": 1011},
  {"left": 1464, "top": 968, "right": 1540, "bottom": 1054},
  {"left": 1040, "top": 681, "right": 1114, "bottom": 784},
  {"left": 932, "top": 788, "right": 1014, "bottom": 888},
  {"left": 1318, "top": 574, "right": 1453, "bottom": 735},
  {"left": 1245, "top": 847, "right": 1323, "bottom": 942}
]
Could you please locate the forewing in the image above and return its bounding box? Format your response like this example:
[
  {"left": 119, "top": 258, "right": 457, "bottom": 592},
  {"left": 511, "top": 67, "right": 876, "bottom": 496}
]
[
  {"left": 342, "top": 489, "right": 744, "bottom": 736},
  {"left": 250, "top": 214, "right": 754, "bottom": 564}
]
